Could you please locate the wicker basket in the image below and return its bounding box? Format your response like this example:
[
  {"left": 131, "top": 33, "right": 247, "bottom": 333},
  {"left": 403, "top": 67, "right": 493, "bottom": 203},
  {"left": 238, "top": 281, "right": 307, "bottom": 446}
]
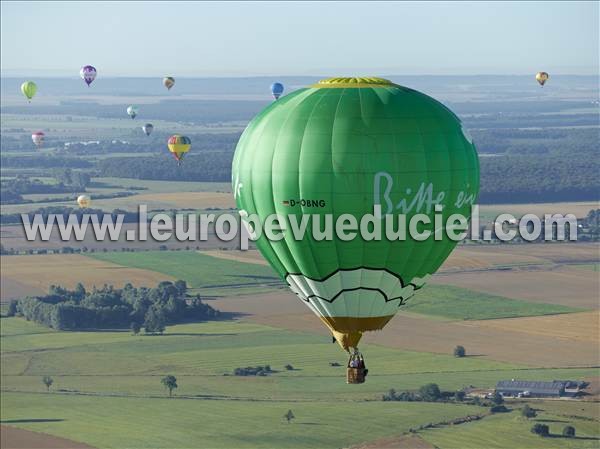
[{"left": 347, "top": 367, "right": 366, "bottom": 384}]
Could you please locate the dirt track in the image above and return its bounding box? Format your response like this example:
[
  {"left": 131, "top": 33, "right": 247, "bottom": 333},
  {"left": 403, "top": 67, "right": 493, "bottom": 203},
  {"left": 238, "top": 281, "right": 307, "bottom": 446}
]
[{"left": 0, "top": 425, "right": 95, "bottom": 449}]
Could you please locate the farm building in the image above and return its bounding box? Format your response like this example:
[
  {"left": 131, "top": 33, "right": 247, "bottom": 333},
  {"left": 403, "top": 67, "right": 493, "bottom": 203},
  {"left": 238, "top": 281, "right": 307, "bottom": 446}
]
[{"left": 495, "top": 380, "right": 584, "bottom": 398}]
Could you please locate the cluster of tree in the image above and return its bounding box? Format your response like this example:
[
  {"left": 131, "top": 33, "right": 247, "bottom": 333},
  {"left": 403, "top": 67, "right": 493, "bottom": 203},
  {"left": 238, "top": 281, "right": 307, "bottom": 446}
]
[
  {"left": 283, "top": 410, "right": 295, "bottom": 423},
  {"left": 479, "top": 154, "right": 599, "bottom": 203},
  {"left": 1, "top": 206, "right": 139, "bottom": 225},
  {"left": 463, "top": 112, "right": 598, "bottom": 130},
  {"left": 1, "top": 155, "right": 93, "bottom": 169},
  {"left": 1, "top": 177, "right": 82, "bottom": 205},
  {"left": 521, "top": 404, "right": 537, "bottom": 418},
  {"left": 382, "top": 384, "right": 509, "bottom": 413},
  {"left": 2, "top": 99, "right": 268, "bottom": 124},
  {"left": 99, "top": 154, "right": 232, "bottom": 182},
  {"left": 382, "top": 383, "right": 464, "bottom": 402},
  {"left": 1, "top": 169, "right": 94, "bottom": 205},
  {"left": 454, "top": 345, "right": 466, "bottom": 357},
  {"left": 64, "top": 133, "right": 241, "bottom": 155},
  {"left": 580, "top": 209, "right": 600, "bottom": 241},
  {"left": 7, "top": 280, "right": 220, "bottom": 331},
  {"left": 471, "top": 128, "right": 598, "bottom": 156},
  {"left": 233, "top": 365, "right": 274, "bottom": 376},
  {"left": 531, "top": 423, "right": 576, "bottom": 438},
  {"left": 52, "top": 168, "right": 92, "bottom": 189},
  {"left": 98, "top": 150, "right": 599, "bottom": 205},
  {"left": 161, "top": 375, "right": 178, "bottom": 397}
]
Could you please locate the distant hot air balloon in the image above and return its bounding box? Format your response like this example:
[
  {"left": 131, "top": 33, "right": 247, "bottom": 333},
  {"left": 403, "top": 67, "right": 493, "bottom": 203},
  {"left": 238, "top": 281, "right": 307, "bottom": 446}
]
[
  {"left": 271, "top": 82, "right": 284, "bottom": 100},
  {"left": 80, "top": 65, "right": 97, "bottom": 86},
  {"left": 21, "top": 81, "right": 37, "bottom": 101},
  {"left": 167, "top": 135, "right": 191, "bottom": 165},
  {"left": 77, "top": 194, "right": 91, "bottom": 208},
  {"left": 536, "top": 72, "right": 549, "bottom": 87},
  {"left": 127, "top": 105, "right": 139, "bottom": 119},
  {"left": 163, "top": 77, "right": 175, "bottom": 90},
  {"left": 142, "top": 123, "right": 154, "bottom": 136},
  {"left": 31, "top": 131, "right": 45, "bottom": 148},
  {"left": 232, "top": 77, "right": 479, "bottom": 382}
]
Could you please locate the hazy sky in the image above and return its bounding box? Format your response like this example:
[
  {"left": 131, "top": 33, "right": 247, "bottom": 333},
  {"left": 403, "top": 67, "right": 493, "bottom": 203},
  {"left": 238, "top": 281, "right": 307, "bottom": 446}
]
[{"left": 1, "top": 1, "right": 598, "bottom": 77}]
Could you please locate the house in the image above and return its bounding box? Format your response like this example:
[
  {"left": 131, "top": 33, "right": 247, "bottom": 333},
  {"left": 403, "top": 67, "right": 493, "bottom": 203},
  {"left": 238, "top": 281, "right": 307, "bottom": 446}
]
[
  {"left": 556, "top": 380, "right": 586, "bottom": 397},
  {"left": 495, "top": 380, "right": 576, "bottom": 398}
]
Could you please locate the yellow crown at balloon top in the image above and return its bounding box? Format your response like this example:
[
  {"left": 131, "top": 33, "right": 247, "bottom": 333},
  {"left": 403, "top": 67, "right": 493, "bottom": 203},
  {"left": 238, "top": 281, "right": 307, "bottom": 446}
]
[{"left": 312, "top": 77, "right": 397, "bottom": 88}]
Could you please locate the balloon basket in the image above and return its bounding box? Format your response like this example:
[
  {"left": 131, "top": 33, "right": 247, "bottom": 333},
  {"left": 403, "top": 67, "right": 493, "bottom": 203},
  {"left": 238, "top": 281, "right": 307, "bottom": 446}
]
[
  {"left": 346, "top": 367, "right": 366, "bottom": 384},
  {"left": 346, "top": 352, "right": 367, "bottom": 384}
]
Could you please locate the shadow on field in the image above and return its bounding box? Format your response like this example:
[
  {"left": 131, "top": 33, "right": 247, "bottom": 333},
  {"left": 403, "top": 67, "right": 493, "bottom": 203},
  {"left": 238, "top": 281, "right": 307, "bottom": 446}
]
[
  {"left": 1, "top": 419, "right": 64, "bottom": 423},
  {"left": 547, "top": 435, "right": 600, "bottom": 441}
]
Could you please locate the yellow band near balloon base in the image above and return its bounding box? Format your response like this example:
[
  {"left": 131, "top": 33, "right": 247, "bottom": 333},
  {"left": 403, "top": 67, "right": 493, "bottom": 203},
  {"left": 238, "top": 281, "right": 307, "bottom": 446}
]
[{"left": 319, "top": 315, "right": 394, "bottom": 351}]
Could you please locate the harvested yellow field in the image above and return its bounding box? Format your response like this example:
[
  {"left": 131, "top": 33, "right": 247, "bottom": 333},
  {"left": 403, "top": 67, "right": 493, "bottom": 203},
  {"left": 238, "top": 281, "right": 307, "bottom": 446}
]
[
  {"left": 440, "top": 247, "right": 544, "bottom": 272},
  {"left": 0, "top": 254, "right": 173, "bottom": 300},
  {"left": 203, "top": 250, "right": 269, "bottom": 266},
  {"left": 95, "top": 191, "right": 236, "bottom": 211},
  {"left": 433, "top": 265, "right": 600, "bottom": 309},
  {"left": 442, "top": 243, "right": 599, "bottom": 272},
  {"left": 467, "top": 311, "right": 600, "bottom": 343},
  {"left": 0, "top": 277, "right": 45, "bottom": 302}
]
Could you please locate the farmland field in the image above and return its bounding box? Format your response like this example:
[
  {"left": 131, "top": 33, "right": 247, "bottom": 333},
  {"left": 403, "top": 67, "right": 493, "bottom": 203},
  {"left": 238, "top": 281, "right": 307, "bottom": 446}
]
[
  {"left": 433, "top": 265, "right": 600, "bottom": 309},
  {"left": 420, "top": 407, "right": 600, "bottom": 449},
  {"left": 0, "top": 254, "right": 175, "bottom": 303},
  {"left": 401, "top": 284, "right": 580, "bottom": 320},
  {"left": 2, "top": 317, "right": 598, "bottom": 449},
  {"left": 2, "top": 106, "right": 599, "bottom": 448},
  {"left": 88, "top": 250, "right": 282, "bottom": 296}
]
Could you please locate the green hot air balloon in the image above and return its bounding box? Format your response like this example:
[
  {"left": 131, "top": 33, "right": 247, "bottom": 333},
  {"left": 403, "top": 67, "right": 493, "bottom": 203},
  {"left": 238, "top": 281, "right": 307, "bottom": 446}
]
[
  {"left": 232, "top": 77, "right": 479, "bottom": 375},
  {"left": 21, "top": 81, "right": 37, "bottom": 101}
]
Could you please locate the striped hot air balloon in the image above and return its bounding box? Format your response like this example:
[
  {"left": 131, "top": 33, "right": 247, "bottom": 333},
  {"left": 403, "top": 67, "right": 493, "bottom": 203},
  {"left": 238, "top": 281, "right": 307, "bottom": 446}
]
[{"left": 167, "top": 135, "right": 191, "bottom": 165}]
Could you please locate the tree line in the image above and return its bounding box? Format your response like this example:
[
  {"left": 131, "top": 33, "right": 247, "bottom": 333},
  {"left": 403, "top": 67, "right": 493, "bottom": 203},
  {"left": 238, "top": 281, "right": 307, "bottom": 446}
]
[
  {"left": 1, "top": 170, "right": 91, "bottom": 204},
  {"left": 7, "top": 280, "right": 220, "bottom": 331},
  {"left": 1, "top": 205, "right": 140, "bottom": 225},
  {"left": 97, "top": 151, "right": 600, "bottom": 203}
]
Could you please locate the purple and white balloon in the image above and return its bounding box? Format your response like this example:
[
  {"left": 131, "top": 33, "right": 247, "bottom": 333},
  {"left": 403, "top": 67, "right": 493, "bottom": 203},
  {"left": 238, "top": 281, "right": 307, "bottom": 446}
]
[{"left": 80, "top": 65, "right": 97, "bottom": 86}]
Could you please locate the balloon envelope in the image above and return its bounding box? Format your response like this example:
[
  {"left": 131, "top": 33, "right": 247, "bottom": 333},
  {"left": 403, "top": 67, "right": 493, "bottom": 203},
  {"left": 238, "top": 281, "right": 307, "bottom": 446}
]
[
  {"left": 80, "top": 65, "right": 97, "bottom": 86},
  {"left": 167, "top": 135, "right": 191, "bottom": 162},
  {"left": 127, "top": 105, "right": 139, "bottom": 119},
  {"left": 232, "top": 77, "right": 479, "bottom": 351},
  {"left": 270, "top": 82, "right": 284, "bottom": 100},
  {"left": 163, "top": 77, "right": 175, "bottom": 90},
  {"left": 77, "top": 194, "right": 91, "bottom": 208},
  {"left": 21, "top": 81, "right": 37, "bottom": 100},
  {"left": 142, "top": 123, "right": 154, "bottom": 136},
  {"left": 31, "top": 131, "right": 45, "bottom": 148},
  {"left": 536, "top": 72, "right": 549, "bottom": 86}
]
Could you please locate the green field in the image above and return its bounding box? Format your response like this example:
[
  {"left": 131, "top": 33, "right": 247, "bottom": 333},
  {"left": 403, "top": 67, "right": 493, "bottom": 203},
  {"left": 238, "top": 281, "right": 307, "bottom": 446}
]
[
  {"left": 88, "top": 250, "right": 282, "bottom": 296},
  {"left": 1, "top": 392, "right": 479, "bottom": 449},
  {"left": 2, "top": 316, "right": 598, "bottom": 449},
  {"left": 93, "top": 178, "right": 231, "bottom": 194},
  {"left": 403, "top": 284, "right": 582, "bottom": 320},
  {"left": 420, "top": 407, "right": 600, "bottom": 449}
]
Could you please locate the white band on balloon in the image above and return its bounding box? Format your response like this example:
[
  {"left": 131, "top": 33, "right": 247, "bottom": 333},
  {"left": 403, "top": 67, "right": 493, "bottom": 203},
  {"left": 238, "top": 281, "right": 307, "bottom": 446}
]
[{"left": 285, "top": 268, "right": 430, "bottom": 318}]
